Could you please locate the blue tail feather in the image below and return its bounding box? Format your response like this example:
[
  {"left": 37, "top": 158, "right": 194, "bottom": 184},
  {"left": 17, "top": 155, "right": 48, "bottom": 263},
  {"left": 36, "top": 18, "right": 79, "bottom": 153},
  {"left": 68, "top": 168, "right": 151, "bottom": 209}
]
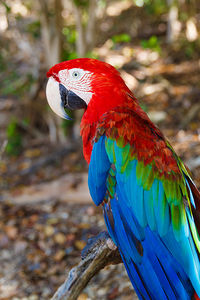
[{"left": 103, "top": 191, "right": 194, "bottom": 300}]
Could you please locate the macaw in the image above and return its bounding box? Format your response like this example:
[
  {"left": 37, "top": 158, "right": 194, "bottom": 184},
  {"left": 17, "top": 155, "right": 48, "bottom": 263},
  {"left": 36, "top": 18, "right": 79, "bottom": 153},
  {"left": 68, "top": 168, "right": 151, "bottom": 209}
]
[{"left": 46, "top": 58, "right": 200, "bottom": 300}]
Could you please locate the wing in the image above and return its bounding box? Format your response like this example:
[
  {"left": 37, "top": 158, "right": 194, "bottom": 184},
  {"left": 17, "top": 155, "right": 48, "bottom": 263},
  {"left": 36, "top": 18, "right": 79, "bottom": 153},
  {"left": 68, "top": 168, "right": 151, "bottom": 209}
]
[{"left": 88, "top": 133, "right": 200, "bottom": 300}]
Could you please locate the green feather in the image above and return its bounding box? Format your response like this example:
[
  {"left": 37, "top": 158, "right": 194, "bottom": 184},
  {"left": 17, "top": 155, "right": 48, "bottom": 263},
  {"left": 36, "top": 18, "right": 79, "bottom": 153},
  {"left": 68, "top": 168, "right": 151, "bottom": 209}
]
[
  {"left": 116, "top": 136, "right": 125, "bottom": 148},
  {"left": 171, "top": 204, "right": 182, "bottom": 240},
  {"left": 171, "top": 202, "right": 188, "bottom": 241},
  {"left": 156, "top": 182, "right": 170, "bottom": 236},
  {"left": 106, "top": 170, "right": 116, "bottom": 199},
  {"left": 105, "top": 138, "right": 116, "bottom": 163},
  {"left": 143, "top": 166, "right": 154, "bottom": 190},
  {"left": 114, "top": 141, "right": 130, "bottom": 173},
  {"left": 136, "top": 161, "right": 144, "bottom": 184}
]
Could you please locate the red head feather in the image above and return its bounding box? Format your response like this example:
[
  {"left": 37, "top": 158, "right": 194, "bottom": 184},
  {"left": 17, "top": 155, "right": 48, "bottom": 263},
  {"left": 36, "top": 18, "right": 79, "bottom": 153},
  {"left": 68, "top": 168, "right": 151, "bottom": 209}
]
[
  {"left": 47, "top": 58, "right": 120, "bottom": 78},
  {"left": 47, "top": 58, "right": 133, "bottom": 123},
  {"left": 46, "top": 58, "right": 140, "bottom": 162}
]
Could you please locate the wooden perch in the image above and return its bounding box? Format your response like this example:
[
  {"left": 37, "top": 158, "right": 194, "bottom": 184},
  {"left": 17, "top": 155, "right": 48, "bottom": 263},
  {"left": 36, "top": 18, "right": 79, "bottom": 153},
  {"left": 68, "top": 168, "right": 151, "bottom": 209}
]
[{"left": 51, "top": 231, "right": 122, "bottom": 300}]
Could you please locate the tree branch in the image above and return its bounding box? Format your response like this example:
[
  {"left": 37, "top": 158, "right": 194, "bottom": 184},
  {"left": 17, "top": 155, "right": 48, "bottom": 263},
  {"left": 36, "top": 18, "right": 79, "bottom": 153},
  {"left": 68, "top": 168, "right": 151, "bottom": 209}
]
[{"left": 51, "top": 231, "right": 122, "bottom": 300}]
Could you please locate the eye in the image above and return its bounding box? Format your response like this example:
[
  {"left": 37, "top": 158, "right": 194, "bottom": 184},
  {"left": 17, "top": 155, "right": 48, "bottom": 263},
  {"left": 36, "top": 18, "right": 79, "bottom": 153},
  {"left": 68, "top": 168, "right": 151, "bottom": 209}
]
[{"left": 72, "top": 70, "right": 81, "bottom": 79}]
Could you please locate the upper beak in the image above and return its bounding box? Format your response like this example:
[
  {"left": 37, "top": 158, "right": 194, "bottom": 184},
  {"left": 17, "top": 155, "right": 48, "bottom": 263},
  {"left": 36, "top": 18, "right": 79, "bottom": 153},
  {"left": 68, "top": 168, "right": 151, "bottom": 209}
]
[{"left": 46, "top": 77, "right": 87, "bottom": 120}]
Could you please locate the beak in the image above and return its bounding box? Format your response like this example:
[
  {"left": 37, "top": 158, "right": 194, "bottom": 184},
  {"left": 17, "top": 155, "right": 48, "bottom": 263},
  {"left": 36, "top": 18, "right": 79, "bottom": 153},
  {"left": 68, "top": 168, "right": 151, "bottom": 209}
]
[
  {"left": 46, "top": 78, "right": 87, "bottom": 120},
  {"left": 59, "top": 84, "right": 87, "bottom": 111}
]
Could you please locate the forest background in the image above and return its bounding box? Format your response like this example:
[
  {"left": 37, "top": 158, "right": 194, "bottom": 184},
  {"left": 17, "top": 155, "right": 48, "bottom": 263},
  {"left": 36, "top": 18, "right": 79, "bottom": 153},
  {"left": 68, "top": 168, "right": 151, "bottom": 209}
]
[{"left": 0, "top": 0, "right": 200, "bottom": 299}]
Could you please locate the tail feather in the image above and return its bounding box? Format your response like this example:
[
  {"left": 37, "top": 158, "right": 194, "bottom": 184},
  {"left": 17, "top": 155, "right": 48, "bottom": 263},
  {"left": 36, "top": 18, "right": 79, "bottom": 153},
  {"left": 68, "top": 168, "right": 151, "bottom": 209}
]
[{"left": 103, "top": 194, "right": 194, "bottom": 299}]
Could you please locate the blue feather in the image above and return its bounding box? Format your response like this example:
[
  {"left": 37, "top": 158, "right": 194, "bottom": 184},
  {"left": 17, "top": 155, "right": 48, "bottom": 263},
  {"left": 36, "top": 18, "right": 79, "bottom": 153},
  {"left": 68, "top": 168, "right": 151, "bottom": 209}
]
[
  {"left": 88, "top": 136, "right": 199, "bottom": 299},
  {"left": 88, "top": 136, "right": 110, "bottom": 205},
  {"left": 116, "top": 181, "right": 145, "bottom": 241},
  {"left": 156, "top": 180, "right": 170, "bottom": 236},
  {"left": 144, "top": 188, "right": 156, "bottom": 231}
]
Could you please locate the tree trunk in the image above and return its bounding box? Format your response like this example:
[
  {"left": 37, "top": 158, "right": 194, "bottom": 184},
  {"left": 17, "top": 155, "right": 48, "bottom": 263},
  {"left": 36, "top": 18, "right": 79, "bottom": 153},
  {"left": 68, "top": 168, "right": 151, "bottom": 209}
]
[
  {"left": 166, "top": 0, "right": 180, "bottom": 43},
  {"left": 39, "top": 0, "right": 66, "bottom": 144},
  {"left": 72, "top": 0, "right": 98, "bottom": 57},
  {"left": 73, "top": 4, "right": 86, "bottom": 57},
  {"left": 39, "top": 0, "right": 63, "bottom": 67},
  {"left": 85, "top": 0, "right": 98, "bottom": 52}
]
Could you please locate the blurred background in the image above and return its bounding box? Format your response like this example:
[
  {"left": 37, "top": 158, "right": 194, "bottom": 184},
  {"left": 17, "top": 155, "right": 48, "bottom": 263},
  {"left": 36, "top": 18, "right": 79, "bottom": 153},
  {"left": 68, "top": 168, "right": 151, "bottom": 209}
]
[{"left": 0, "top": 0, "right": 200, "bottom": 299}]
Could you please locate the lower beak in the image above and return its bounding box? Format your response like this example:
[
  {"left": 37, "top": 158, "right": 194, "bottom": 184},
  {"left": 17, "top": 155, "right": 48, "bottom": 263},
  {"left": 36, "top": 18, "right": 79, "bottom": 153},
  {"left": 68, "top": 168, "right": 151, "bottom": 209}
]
[{"left": 59, "top": 84, "right": 87, "bottom": 112}]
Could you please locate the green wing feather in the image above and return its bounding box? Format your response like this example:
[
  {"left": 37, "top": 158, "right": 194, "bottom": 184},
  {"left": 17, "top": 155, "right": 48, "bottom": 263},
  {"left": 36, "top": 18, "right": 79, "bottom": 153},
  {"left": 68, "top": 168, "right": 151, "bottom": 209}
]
[{"left": 105, "top": 137, "right": 200, "bottom": 249}]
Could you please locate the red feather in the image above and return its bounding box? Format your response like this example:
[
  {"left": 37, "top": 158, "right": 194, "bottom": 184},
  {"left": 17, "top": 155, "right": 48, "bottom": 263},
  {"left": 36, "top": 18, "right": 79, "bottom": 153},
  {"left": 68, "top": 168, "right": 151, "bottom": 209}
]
[{"left": 81, "top": 92, "right": 181, "bottom": 181}]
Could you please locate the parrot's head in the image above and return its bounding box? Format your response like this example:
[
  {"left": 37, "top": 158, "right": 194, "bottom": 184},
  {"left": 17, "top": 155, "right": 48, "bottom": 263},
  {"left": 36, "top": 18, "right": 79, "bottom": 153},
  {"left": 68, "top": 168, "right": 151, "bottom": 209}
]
[{"left": 46, "top": 58, "right": 131, "bottom": 123}]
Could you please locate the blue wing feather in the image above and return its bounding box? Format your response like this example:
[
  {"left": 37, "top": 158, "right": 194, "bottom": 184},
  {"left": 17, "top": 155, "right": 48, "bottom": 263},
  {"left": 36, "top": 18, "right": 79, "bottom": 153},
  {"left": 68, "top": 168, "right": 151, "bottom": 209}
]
[
  {"left": 88, "top": 136, "right": 110, "bottom": 205},
  {"left": 88, "top": 135, "right": 199, "bottom": 299},
  {"left": 156, "top": 180, "right": 170, "bottom": 236},
  {"left": 144, "top": 188, "right": 156, "bottom": 231}
]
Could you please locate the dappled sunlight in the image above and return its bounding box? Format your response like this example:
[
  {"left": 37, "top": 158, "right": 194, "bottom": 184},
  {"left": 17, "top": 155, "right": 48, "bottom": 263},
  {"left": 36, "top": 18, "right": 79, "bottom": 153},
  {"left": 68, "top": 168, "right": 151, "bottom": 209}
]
[
  {"left": 11, "top": 2, "right": 28, "bottom": 16},
  {"left": 106, "top": 0, "right": 133, "bottom": 17},
  {"left": 0, "top": 11, "right": 8, "bottom": 32},
  {"left": 0, "top": 0, "right": 200, "bottom": 299},
  {"left": 186, "top": 18, "right": 198, "bottom": 42}
]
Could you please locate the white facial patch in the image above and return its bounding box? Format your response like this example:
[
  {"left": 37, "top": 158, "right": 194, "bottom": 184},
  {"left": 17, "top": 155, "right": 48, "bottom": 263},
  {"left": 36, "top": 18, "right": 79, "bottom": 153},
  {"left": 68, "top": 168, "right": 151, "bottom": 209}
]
[{"left": 58, "top": 68, "right": 93, "bottom": 105}]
